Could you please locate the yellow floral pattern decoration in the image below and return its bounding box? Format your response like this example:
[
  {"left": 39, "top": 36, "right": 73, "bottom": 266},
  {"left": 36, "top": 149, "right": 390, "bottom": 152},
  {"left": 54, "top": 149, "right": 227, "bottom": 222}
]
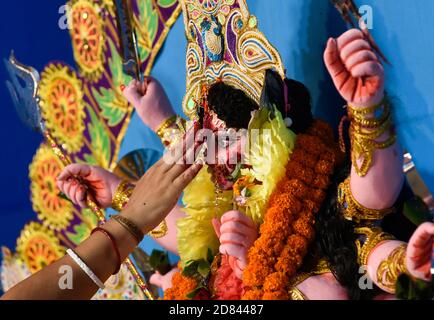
[
  {"left": 29, "top": 145, "right": 74, "bottom": 231},
  {"left": 16, "top": 222, "right": 65, "bottom": 274},
  {"left": 69, "top": 0, "right": 106, "bottom": 82},
  {"left": 38, "top": 63, "right": 86, "bottom": 153}
]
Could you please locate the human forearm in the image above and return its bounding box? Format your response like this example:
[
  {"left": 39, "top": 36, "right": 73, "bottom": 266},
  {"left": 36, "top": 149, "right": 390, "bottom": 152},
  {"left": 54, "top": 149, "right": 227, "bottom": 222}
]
[{"left": 1, "top": 218, "right": 137, "bottom": 300}]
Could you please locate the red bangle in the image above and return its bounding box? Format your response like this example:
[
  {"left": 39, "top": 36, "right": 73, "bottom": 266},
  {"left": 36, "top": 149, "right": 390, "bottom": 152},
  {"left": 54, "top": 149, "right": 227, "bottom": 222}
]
[{"left": 91, "top": 227, "right": 122, "bottom": 275}]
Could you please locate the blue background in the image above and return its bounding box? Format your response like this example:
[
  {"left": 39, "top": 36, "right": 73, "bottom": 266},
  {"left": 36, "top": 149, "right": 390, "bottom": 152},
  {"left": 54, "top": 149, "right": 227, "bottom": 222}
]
[{"left": 1, "top": 0, "right": 433, "bottom": 260}]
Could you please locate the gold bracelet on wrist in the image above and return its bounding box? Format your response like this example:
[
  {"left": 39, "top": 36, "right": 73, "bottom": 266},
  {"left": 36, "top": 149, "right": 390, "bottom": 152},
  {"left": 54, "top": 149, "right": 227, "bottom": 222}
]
[
  {"left": 338, "top": 177, "right": 395, "bottom": 223},
  {"left": 355, "top": 226, "right": 396, "bottom": 267},
  {"left": 348, "top": 98, "right": 386, "bottom": 116},
  {"left": 111, "top": 214, "right": 144, "bottom": 244},
  {"left": 348, "top": 99, "right": 391, "bottom": 129},
  {"left": 376, "top": 244, "right": 408, "bottom": 293},
  {"left": 346, "top": 99, "right": 397, "bottom": 177},
  {"left": 112, "top": 180, "right": 135, "bottom": 212},
  {"left": 156, "top": 115, "right": 177, "bottom": 139},
  {"left": 156, "top": 116, "right": 187, "bottom": 149},
  {"left": 149, "top": 220, "right": 169, "bottom": 239}
]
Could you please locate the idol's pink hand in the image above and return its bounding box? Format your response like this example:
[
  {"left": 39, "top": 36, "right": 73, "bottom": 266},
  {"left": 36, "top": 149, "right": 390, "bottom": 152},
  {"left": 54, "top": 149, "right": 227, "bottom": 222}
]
[
  {"left": 212, "top": 211, "right": 258, "bottom": 279},
  {"left": 56, "top": 164, "right": 122, "bottom": 209},
  {"left": 324, "top": 29, "right": 384, "bottom": 108},
  {"left": 122, "top": 77, "right": 176, "bottom": 132},
  {"left": 406, "top": 222, "right": 434, "bottom": 282},
  {"left": 150, "top": 267, "right": 179, "bottom": 292}
]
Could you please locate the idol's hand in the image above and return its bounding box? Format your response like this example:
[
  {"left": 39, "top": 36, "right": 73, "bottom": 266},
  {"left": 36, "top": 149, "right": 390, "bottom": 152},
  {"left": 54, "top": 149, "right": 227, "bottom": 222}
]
[
  {"left": 150, "top": 268, "right": 179, "bottom": 292},
  {"left": 406, "top": 222, "right": 434, "bottom": 282},
  {"left": 122, "top": 78, "right": 176, "bottom": 132},
  {"left": 212, "top": 211, "right": 258, "bottom": 279},
  {"left": 56, "top": 165, "right": 122, "bottom": 209},
  {"left": 324, "top": 29, "right": 384, "bottom": 108}
]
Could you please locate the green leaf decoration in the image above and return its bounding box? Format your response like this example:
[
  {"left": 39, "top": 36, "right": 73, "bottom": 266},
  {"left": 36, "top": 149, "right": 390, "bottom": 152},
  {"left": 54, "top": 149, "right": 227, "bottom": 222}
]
[
  {"left": 66, "top": 223, "right": 91, "bottom": 246},
  {"left": 84, "top": 104, "right": 111, "bottom": 169},
  {"left": 65, "top": 209, "right": 98, "bottom": 245},
  {"left": 92, "top": 86, "right": 127, "bottom": 127},
  {"left": 136, "top": 0, "right": 159, "bottom": 61},
  {"left": 107, "top": 37, "right": 132, "bottom": 88},
  {"left": 197, "top": 260, "right": 211, "bottom": 278},
  {"left": 157, "top": 0, "right": 177, "bottom": 8},
  {"left": 92, "top": 38, "right": 131, "bottom": 127},
  {"left": 82, "top": 208, "right": 99, "bottom": 227},
  {"left": 396, "top": 274, "right": 434, "bottom": 300},
  {"left": 182, "top": 260, "right": 199, "bottom": 278},
  {"left": 181, "top": 251, "right": 213, "bottom": 280},
  {"left": 149, "top": 249, "right": 172, "bottom": 275},
  {"left": 206, "top": 248, "right": 214, "bottom": 264}
]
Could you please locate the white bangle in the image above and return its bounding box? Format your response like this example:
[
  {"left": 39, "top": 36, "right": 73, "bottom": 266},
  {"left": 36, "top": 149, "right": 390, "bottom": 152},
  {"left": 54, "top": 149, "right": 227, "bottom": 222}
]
[{"left": 66, "top": 249, "right": 105, "bottom": 289}]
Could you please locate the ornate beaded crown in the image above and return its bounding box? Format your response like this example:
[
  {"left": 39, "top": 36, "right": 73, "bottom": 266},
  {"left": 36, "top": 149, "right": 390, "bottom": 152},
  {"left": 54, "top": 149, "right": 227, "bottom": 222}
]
[{"left": 181, "top": 0, "right": 285, "bottom": 119}]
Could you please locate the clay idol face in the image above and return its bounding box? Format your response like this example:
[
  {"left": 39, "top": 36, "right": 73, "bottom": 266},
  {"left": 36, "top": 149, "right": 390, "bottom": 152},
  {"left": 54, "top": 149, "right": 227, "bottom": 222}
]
[{"left": 202, "top": 111, "right": 247, "bottom": 190}]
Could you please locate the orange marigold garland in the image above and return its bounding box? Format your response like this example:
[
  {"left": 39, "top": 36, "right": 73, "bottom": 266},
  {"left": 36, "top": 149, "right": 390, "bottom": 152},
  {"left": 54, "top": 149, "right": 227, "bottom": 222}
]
[
  {"left": 164, "top": 271, "right": 199, "bottom": 300},
  {"left": 242, "top": 120, "right": 343, "bottom": 300},
  {"left": 163, "top": 262, "right": 210, "bottom": 300}
]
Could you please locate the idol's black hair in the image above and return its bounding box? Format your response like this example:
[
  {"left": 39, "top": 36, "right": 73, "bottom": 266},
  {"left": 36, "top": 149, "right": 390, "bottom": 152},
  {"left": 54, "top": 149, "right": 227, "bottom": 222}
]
[{"left": 207, "top": 69, "right": 314, "bottom": 133}]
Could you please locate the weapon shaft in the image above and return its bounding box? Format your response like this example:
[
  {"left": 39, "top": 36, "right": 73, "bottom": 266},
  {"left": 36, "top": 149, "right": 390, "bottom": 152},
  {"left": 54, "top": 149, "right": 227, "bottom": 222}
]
[{"left": 114, "top": 0, "right": 143, "bottom": 81}]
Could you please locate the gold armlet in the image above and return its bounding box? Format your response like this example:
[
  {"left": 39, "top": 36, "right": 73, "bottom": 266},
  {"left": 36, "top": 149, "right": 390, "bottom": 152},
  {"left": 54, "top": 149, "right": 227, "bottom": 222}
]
[
  {"left": 355, "top": 226, "right": 396, "bottom": 267},
  {"left": 156, "top": 116, "right": 187, "bottom": 149},
  {"left": 112, "top": 180, "right": 135, "bottom": 212},
  {"left": 347, "top": 99, "right": 397, "bottom": 177},
  {"left": 287, "top": 260, "right": 331, "bottom": 300},
  {"left": 288, "top": 273, "right": 311, "bottom": 300},
  {"left": 376, "top": 244, "right": 407, "bottom": 293},
  {"left": 338, "top": 177, "right": 395, "bottom": 223}
]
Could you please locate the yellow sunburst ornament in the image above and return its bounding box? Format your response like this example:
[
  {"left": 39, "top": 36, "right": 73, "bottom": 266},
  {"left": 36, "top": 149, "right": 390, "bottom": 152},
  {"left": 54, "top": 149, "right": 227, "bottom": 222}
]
[
  {"left": 69, "top": 0, "right": 106, "bottom": 82},
  {"left": 38, "top": 63, "right": 86, "bottom": 153},
  {"left": 29, "top": 145, "right": 74, "bottom": 231},
  {"left": 16, "top": 222, "right": 65, "bottom": 274}
]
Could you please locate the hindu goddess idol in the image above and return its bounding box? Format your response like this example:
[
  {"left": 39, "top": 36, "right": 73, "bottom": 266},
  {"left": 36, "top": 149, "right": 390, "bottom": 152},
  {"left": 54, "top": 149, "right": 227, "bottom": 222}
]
[{"left": 57, "top": 0, "right": 434, "bottom": 299}]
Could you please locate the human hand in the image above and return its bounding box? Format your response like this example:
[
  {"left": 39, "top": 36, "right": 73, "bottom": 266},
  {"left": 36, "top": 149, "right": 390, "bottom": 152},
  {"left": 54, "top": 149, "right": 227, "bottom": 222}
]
[{"left": 121, "top": 129, "right": 204, "bottom": 234}]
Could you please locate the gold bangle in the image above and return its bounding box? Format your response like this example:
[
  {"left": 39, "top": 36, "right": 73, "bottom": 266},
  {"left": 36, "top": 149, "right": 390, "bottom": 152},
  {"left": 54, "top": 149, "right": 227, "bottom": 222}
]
[
  {"left": 349, "top": 100, "right": 391, "bottom": 129},
  {"left": 111, "top": 180, "right": 135, "bottom": 212},
  {"left": 338, "top": 177, "right": 395, "bottom": 223},
  {"left": 156, "top": 116, "right": 187, "bottom": 149},
  {"left": 156, "top": 115, "right": 177, "bottom": 139},
  {"left": 355, "top": 226, "right": 396, "bottom": 267},
  {"left": 376, "top": 244, "right": 408, "bottom": 293},
  {"left": 111, "top": 214, "right": 144, "bottom": 244},
  {"left": 149, "top": 220, "right": 169, "bottom": 239},
  {"left": 347, "top": 98, "right": 386, "bottom": 117}
]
